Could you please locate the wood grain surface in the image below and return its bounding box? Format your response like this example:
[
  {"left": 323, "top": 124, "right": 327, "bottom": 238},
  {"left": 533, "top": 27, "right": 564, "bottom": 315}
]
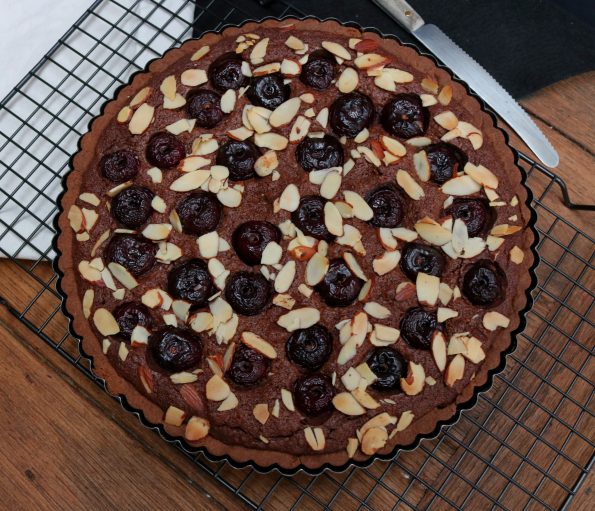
[{"left": 0, "top": 71, "right": 593, "bottom": 510}]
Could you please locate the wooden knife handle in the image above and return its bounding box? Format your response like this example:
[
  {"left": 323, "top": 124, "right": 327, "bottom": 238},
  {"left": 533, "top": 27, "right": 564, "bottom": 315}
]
[{"left": 371, "top": 0, "right": 425, "bottom": 32}]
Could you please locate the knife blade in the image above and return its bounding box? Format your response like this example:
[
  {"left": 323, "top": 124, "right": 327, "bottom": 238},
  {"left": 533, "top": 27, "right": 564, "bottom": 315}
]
[{"left": 371, "top": 0, "right": 560, "bottom": 168}]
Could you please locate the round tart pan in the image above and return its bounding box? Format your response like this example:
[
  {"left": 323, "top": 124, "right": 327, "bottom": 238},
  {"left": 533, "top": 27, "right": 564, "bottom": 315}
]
[{"left": 53, "top": 17, "right": 539, "bottom": 474}]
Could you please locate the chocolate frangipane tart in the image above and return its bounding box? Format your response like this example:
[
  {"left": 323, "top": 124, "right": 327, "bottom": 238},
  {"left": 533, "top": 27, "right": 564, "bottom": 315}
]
[{"left": 56, "top": 18, "right": 535, "bottom": 471}]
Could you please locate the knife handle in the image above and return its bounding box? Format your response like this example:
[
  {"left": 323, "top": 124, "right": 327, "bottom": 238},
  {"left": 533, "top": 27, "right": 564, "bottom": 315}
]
[{"left": 372, "top": 0, "right": 425, "bottom": 32}]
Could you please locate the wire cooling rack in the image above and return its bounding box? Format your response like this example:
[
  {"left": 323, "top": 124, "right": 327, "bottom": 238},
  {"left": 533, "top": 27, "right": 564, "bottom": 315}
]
[{"left": 0, "top": 0, "right": 593, "bottom": 509}]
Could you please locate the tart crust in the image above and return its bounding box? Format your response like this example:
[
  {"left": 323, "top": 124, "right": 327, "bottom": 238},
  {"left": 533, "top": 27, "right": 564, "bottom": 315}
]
[{"left": 56, "top": 18, "right": 536, "bottom": 471}]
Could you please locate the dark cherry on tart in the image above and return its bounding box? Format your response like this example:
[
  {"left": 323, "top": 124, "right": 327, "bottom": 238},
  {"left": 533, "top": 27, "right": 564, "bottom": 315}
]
[
  {"left": 104, "top": 234, "right": 156, "bottom": 276},
  {"left": 426, "top": 142, "right": 468, "bottom": 184},
  {"left": 232, "top": 220, "right": 281, "bottom": 265},
  {"left": 175, "top": 191, "right": 222, "bottom": 236},
  {"left": 62, "top": 21, "right": 530, "bottom": 468},
  {"left": 381, "top": 93, "right": 429, "bottom": 139},
  {"left": 100, "top": 149, "right": 139, "bottom": 182},
  {"left": 295, "top": 135, "right": 344, "bottom": 172}
]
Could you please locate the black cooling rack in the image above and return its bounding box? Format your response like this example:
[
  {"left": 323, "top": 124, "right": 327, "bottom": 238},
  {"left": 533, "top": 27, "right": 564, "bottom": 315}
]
[{"left": 0, "top": 0, "right": 593, "bottom": 509}]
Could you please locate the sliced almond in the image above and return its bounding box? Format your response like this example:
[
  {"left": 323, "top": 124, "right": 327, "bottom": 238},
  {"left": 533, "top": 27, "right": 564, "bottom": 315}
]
[
  {"left": 164, "top": 406, "right": 185, "bottom": 427},
  {"left": 93, "top": 308, "right": 120, "bottom": 336},
  {"left": 364, "top": 302, "right": 391, "bottom": 319},
  {"left": 185, "top": 416, "right": 210, "bottom": 441},
  {"left": 373, "top": 324, "right": 400, "bottom": 344},
  {"left": 352, "top": 388, "right": 380, "bottom": 410},
  {"left": 197, "top": 231, "right": 219, "bottom": 259},
  {"left": 269, "top": 97, "right": 301, "bottom": 127},
  {"left": 432, "top": 331, "right": 447, "bottom": 372},
  {"left": 253, "top": 62, "right": 281, "bottom": 76},
  {"left": 321, "top": 40, "right": 351, "bottom": 60},
  {"left": 249, "top": 37, "right": 269, "bottom": 64},
  {"left": 254, "top": 132, "right": 288, "bottom": 151},
  {"left": 395, "top": 281, "right": 416, "bottom": 301},
  {"left": 107, "top": 262, "right": 138, "bottom": 290},
  {"left": 277, "top": 307, "right": 320, "bottom": 332},
  {"left": 279, "top": 183, "right": 300, "bottom": 212},
  {"left": 381, "top": 135, "right": 406, "bottom": 157},
  {"left": 354, "top": 53, "right": 389, "bottom": 69},
  {"left": 483, "top": 311, "right": 510, "bottom": 331},
  {"left": 253, "top": 403, "right": 270, "bottom": 425},
  {"left": 142, "top": 223, "right": 172, "bottom": 241},
  {"left": 415, "top": 217, "right": 452, "bottom": 246},
  {"left": 400, "top": 361, "right": 425, "bottom": 396},
  {"left": 206, "top": 375, "right": 230, "bottom": 401},
  {"left": 437, "top": 307, "right": 458, "bottom": 323},
  {"left": 160, "top": 75, "right": 177, "bottom": 101},
  {"left": 445, "top": 354, "right": 465, "bottom": 387},
  {"left": 78, "top": 261, "right": 102, "bottom": 284},
  {"left": 361, "top": 427, "right": 388, "bottom": 455},
  {"left": 170, "top": 169, "right": 210, "bottom": 192},
  {"left": 288, "top": 115, "right": 311, "bottom": 143},
  {"left": 464, "top": 162, "right": 498, "bottom": 189},
  {"left": 190, "top": 45, "right": 210, "bottom": 61},
  {"left": 413, "top": 150, "right": 430, "bottom": 182},
  {"left": 416, "top": 272, "right": 440, "bottom": 306},
  {"left": 280, "top": 58, "right": 301, "bottom": 76},
  {"left": 217, "top": 186, "right": 242, "bottom": 208},
  {"left": 343, "top": 190, "right": 373, "bottom": 221},
  {"left": 273, "top": 260, "right": 296, "bottom": 293},
  {"left": 336, "top": 67, "right": 359, "bottom": 93},
  {"left": 438, "top": 85, "right": 453, "bottom": 105},
  {"left": 281, "top": 388, "right": 295, "bottom": 412},
  {"left": 344, "top": 252, "right": 367, "bottom": 281},
  {"left": 304, "top": 426, "right": 325, "bottom": 451},
  {"left": 320, "top": 171, "right": 342, "bottom": 200},
  {"left": 304, "top": 252, "right": 328, "bottom": 286},
  {"left": 227, "top": 126, "right": 253, "bottom": 141},
  {"left": 163, "top": 93, "right": 186, "bottom": 110},
  {"left": 128, "top": 103, "right": 154, "bottom": 135},
  {"left": 434, "top": 111, "right": 459, "bottom": 130},
  {"left": 82, "top": 289, "right": 94, "bottom": 318},
  {"left": 129, "top": 87, "right": 152, "bottom": 108},
  {"left": 333, "top": 392, "right": 366, "bottom": 416},
  {"left": 373, "top": 250, "right": 401, "bottom": 276},
  {"left": 285, "top": 35, "right": 305, "bottom": 51},
  {"left": 323, "top": 201, "right": 343, "bottom": 237},
  {"left": 241, "top": 331, "right": 277, "bottom": 359},
  {"left": 181, "top": 68, "right": 208, "bottom": 87},
  {"left": 396, "top": 169, "right": 425, "bottom": 200},
  {"left": 510, "top": 246, "right": 524, "bottom": 264},
  {"left": 420, "top": 94, "right": 438, "bottom": 107},
  {"left": 219, "top": 89, "right": 236, "bottom": 114}
]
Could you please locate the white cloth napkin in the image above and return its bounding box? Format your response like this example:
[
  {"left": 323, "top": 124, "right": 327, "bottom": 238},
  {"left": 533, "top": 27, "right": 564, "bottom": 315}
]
[{"left": 0, "top": 0, "right": 195, "bottom": 260}]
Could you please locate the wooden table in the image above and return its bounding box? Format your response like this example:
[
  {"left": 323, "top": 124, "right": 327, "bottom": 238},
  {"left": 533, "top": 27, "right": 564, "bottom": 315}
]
[{"left": 0, "top": 71, "right": 593, "bottom": 510}]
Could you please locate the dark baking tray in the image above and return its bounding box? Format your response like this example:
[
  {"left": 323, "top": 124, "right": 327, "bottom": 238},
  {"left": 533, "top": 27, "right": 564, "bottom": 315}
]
[
  {"left": 52, "top": 15, "right": 540, "bottom": 476},
  {"left": 0, "top": 1, "right": 592, "bottom": 509}
]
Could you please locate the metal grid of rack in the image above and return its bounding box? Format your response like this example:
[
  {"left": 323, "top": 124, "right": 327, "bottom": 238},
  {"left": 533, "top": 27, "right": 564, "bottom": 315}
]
[{"left": 0, "top": 0, "right": 592, "bottom": 509}]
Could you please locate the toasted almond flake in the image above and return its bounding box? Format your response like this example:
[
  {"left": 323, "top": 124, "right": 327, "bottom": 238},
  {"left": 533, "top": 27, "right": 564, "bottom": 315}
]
[
  {"left": 358, "top": 145, "right": 381, "bottom": 167},
  {"left": 192, "top": 136, "right": 219, "bottom": 155},
  {"left": 336, "top": 66, "right": 359, "bottom": 93},
  {"left": 164, "top": 405, "right": 185, "bottom": 427},
  {"left": 101, "top": 267, "right": 117, "bottom": 291},
  {"left": 144, "top": 166, "right": 162, "bottom": 184},
  {"left": 394, "top": 410, "right": 415, "bottom": 433},
  {"left": 381, "top": 135, "right": 406, "bottom": 157},
  {"left": 227, "top": 126, "right": 253, "bottom": 141},
  {"left": 93, "top": 308, "right": 120, "bottom": 336},
  {"left": 170, "top": 169, "right": 210, "bottom": 192},
  {"left": 343, "top": 190, "right": 374, "bottom": 221},
  {"left": 445, "top": 354, "right": 465, "bottom": 387},
  {"left": 269, "top": 97, "right": 301, "bottom": 127},
  {"left": 414, "top": 218, "right": 452, "bottom": 247},
  {"left": 253, "top": 62, "right": 281, "bottom": 76},
  {"left": 364, "top": 302, "right": 391, "bottom": 319},
  {"left": 79, "top": 193, "right": 100, "bottom": 207},
  {"left": 68, "top": 205, "right": 83, "bottom": 233},
  {"left": 341, "top": 368, "right": 361, "bottom": 391},
  {"left": 163, "top": 93, "right": 186, "bottom": 109},
  {"left": 279, "top": 183, "right": 300, "bottom": 212},
  {"left": 218, "top": 89, "right": 236, "bottom": 114},
  {"left": 185, "top": 416, "right": 209, "bottom": 441},
  {"left": 320, "top": 171, "right": 342, "bottom": 200},
  {"left": 217, "top": 186, "right": 243, "bottom": 208},
  {"left": 413, "top": 150, "right": 430, "bottom": 182},
  {"left": 373, "top": 324, "right": 400, "bottom": 344},
  {"left": 129, "top": 87, "right": 152, "bottom": 108},
  {"left": 82, "top": 289, "right": 94, "bottom": 319},
  {"left": 259, "top": 241, "right": 281, "bottom": 265},
  {"left": 196, "top": 231, "right": 218, "bottom": 259},
  {"left": 373, "top": 250, "right": 401, "bottom": 276},
  {"left": 250, "top": 37, "right": 269, "bottom": 64},
  {"left": 279, "top": 389, "right": 295, "bottom": 413},
  {"left": 321, "top": 40, "right": 352, "bottom": 60},
  {"left": 416, "top": 272, "right": 440, "bottom": 306},
  {"left": 160, "top": 75, "right": 177, "bottom": 101},
  {"left": 285, "top": 35, "right": 305, "bottom": 50},
  {"left": 361, "top": 427, "right": 388, "bottom": 455},
  {"left": 254, "top": 132, "right": 289, "bottom": 151},
  {"left": 76, "top": 232, "right": 89, "bottom": 242},
  {"left": 117, "top": 106, "right": 133, "bottom": 123},
  {"left": 128, "top": 103, "right": 154, "bottom": 135},
  {"left": 277, "top": 307, "right": 320, "bottom": 332},
  {"left": 305, "top": 252, "right": 330, "bottom": 286},
  {"left": 272, "top": 293, "right": 295, "bottom": 310},
  {"left": 141, "top": 223, "right": 172, "bottom": 241},
  {"left": 129, "top": 325, "right": 149, "bottom": 347},
  {"left": 490, "top": 224, "right": 523, "bottom": 236},
  {"left": 272, "top": 260, "right": 295, "bottom": 293},
  {"left": 162, "top": 313, "right": 177, "bottom": 326},
  {"left": 464, "top": 162, "right": 498, "bottom": 189},
  {"left": 437, "top": 84, "right": 453, "bottom": 105},
  {"left": 191, "top": 45, "right": 210, "bottom": 61},
  {"left": 483, "top": 311, "right": 510, "bottom": 331},
  {"left": 431, "top": 331, "right": 447, "bottom": 372},
  {"left": 78, "top": 261, "right": 102, "bottom": 283},
  {"left": 304, "top": 426, "right": 325, "bottom": 451},
  {"left": 253, "top": 403, "right": 270, "bottom": 425},
  {"left": 190, "top": 311, "right": 214, "bottom": 333},
  {"left": 169, "top": 371, "right": 198, "bottom": 384},
  {"left": 420, "top": 94, "right": 438, "bottom": 107},
  {"left": 421, "top": 77, "right": 439, "bottom": 93},
  {"left": 434, "top": 111, "right": 459, "bottom": 130},
  {"left": 107, "top": 262, "right": 138, "bottom": 290},
  {"left": 352, "top": 388, "right": 380, "bottom": 409},
  {"left": 241, "top": 331, "right": 277, "bottom": 359},
  {"left": 354, "top": 53, "right": 389, "bottom": 69},
  {"left": 400, "top": 361, "right": 425, "bottom": 396},
  {"left": 322, "top": 201, "right": 343, "bottom": 237},
  {"left": 280, "top": 58, "right": 301, "bottom": 76},
  {"left": 396, "top": 169, "right": 425, "bottom": 200},
  {"left": 288, "top": 115, "right": 311, "bottom": 143},
  {"left": 378, "top": 228, "right": 397, "bottom": 250},
  {"left": 333, "top": 392, "right": 366, "bottom": 416},
  {"left": 344, "top": 252, "right": 367, "bottom": 281},
  {"left": 510, "top": 246, "right": 524, "bottom": 264},
  {"left": 206, "top": 374, "right": 231, "bottom": 402},
  {"left": 314, "top": 107, "right": 329, "bottom": 129},
  {"left": 181, "top": 68, "right": 208, "bottom": 87}
]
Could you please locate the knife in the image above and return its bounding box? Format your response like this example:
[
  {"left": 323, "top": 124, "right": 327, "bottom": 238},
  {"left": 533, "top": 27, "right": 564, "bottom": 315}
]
[{"left": 371, "top": 0, "right": 560, "bottom": 168}]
